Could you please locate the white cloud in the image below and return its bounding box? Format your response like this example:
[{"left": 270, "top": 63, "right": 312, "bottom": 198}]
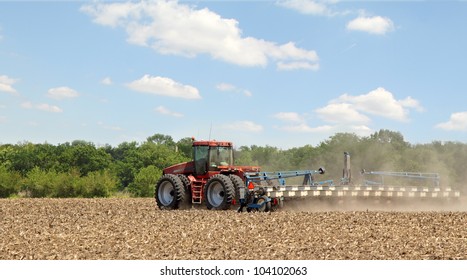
[
  {"left": 277, "top": 61, "right": 319, "bottom": 71},
  {"left": 315, "top": 103, "right": 370, "bottom": 124},
  {"left": 272, "top": 109, "right": 373, "bottom": 135},
  {"left": 127, "top": 75, "right": 201, "bottom": 99},
  {"left": 81, "top": 1, "right": 319, "bottom": 70},
  {"left": 36, "top": 103, "right": 63, "bottom": 113},
  {"left": 330, "top": 87, "right": 422, "bottom": 122},
  {"left": 243, "top": 90, "right": 253, "bottom": 97},
  {"left": 221, "top": 121, "right": 263, "bottom": 132},
  {"left": 46, "top": 87, "right": 80, "bottom": 100},
  {"left": 21, "top": 102, "right": 63, "bottom": 113},
  {"left": 0, "top": 75, "right": 19, "bottom": 94},
  {"left": 399, "top": 96, "right": 424, "bottom": 112},
  {"left": 346, "top": 125, "right": 373, "bottom": 136},
  {"left": 216, "top": 83, "right": 236, "bottom": 92},
  {"left": 101, "top": 77, "right": 113, "bottom": 85},
  {"left": 216, "top": 83, "right": 252, "bottom": 97},
  {"left": 155, "top": 105, "right": 184, "bottom": 118},
  {"left": 273, "top": 112, "right": 305, "bottom": 123},
  {"left": 436, "top": 112, "right": 467, "bottom": 131},
  {"left": 277, "top": 0, "right": 339, "bottom": 16},
  {"left": 347, "top": 15, "right": 394, "bottom": 35},
  {"left": 273, "top": 111, "right": 332, "bottom": 133}
]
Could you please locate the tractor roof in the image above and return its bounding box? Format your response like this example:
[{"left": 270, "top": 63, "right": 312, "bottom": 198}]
[{"left": 192, "top": 140, "right": 233, "bottom": 147}]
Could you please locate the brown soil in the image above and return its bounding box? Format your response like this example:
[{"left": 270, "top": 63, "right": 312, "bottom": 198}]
[{"left": 1, "top": 198, "right": 466, "bottom": 260}]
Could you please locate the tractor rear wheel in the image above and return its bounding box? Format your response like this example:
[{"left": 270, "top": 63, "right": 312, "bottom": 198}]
[
  {"left": 177, "top": 174, "right": 192, "bottom": 208},
  {"left": 229, "top": 174, "right": 244, "bottom": 204},
  {"left": 155, "top": 174, "right": 186, "bottom": 210},
  {"left": 204, "top": 174, "right": 234, "bottom": 210}
]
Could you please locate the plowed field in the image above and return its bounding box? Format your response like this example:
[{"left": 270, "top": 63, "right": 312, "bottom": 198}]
[{"left": 1, "top": 198, "right": 466, "bottom": 260}]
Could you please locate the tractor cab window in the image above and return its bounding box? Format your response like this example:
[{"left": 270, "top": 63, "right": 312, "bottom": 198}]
[
  {"left": 208, "top": 146, "right": 233, "bottom": 171},
  {"left": 193, "top": 145, "right": 209, "bottom": 175}
]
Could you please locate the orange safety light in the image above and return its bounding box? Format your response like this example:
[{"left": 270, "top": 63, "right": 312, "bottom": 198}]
[{"left": 248, "top": 182, "right": 255, "bottom": 190}]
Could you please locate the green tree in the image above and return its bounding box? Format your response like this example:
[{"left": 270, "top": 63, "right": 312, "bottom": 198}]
[
  {"left": 176, "top": 137, "right": 194, "bottom": 158},
  {"left": 58, "top": 141, "right": 112, "bottom": 175},
  {"left": 146, "top": 133, "right": 175, "bottom": 146}
]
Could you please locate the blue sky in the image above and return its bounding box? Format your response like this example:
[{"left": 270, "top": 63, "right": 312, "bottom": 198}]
[{"left": 1, "top": 0, "right": 467, "bottom": 149}]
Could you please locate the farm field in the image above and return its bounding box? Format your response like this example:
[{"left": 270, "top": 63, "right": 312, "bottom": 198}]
[{"left": 1, "top": 198, "right": 466, "bottom": 260}]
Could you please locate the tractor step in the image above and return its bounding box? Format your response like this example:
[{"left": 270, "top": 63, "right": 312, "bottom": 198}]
[{"left": 191, "top": 184, "right": 203, "bottom": 204}]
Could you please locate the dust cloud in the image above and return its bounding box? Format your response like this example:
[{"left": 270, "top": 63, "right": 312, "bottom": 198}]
[{"left": 282, "top": 197, "right": 467, "bottom": 212}]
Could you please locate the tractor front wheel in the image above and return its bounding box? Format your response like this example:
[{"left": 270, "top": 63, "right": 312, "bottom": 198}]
[
  {"left": 155, "top": 174, "right": 186, "bottom": 210},
  {"left": 204, "top": 174, "right": 234, "bottom": 210}
]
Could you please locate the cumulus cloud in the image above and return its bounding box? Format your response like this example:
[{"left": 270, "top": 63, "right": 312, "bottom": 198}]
[
  {"left": 155, "top": 105, "right": 184, "bottom": 118},
  {"left": 273, "top": 111, "right": 332, "bottom": 133},
  {"left": 326, "top": 87, "right": 422, "bottom": 122},
  {"left": 81, "top": 1, "right": 319, "bottom": 70},
  {"left": 436, "top": 112, "right": 467, "bottom": 131},
  {"left": 315, "top": 103, "right": 370, "bottom": 124},
  {"left": 216, "top": 83, "right": 252, "bottom": 97},
  {"left": 347, "top": 15, "right": 394, "bottom": 35},
  {"left": 0, "top": 75, "right": 19, "bottom": 95},
  {"left": 221, "top": 121, "right": 263, "bottom": 132},
  {"left": 21, "top": 101, "right": 63, "bottom": 113},
  {"left": 277, "top": 0, "right": 339, "bottom": 16},
  {"left": 46, "top": 87, "right": 80, "bottom": 100},
  {"left": 127, "top": 75, "right": 201, "bottom": 99},
  {"left": 399, "top": 96, "right": 424, "bottom": 112}
]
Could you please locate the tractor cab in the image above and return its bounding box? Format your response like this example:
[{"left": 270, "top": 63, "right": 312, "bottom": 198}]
[{"left": 193, "top": 140, "right": 233, "bottom": 175}]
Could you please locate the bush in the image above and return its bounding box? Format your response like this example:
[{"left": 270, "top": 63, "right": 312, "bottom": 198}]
[
  {"left": 0, "top": 166, "right": 22, "bottom": 198},
  {"left": 128, "top": 165, "right": 162, "bottom": 197},
  {"left": 78, "top": 170, "right": 118, "bottom": 198},
  {"left": 52, "top": 169, "right": 81, "bottom": 198},
  {"left": 23, "top": 168, "right": 117, "bottom": 198},
  {"left": 23, "top": 167, "right": 55, "bottom": 197}
]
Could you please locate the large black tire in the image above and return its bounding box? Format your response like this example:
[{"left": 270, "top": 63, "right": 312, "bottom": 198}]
[
  {"left": 177, "top": 174, "right": 192, "bottom": 208},
  {"left": 155, "top": 174, "right": 186, "bottom": 210},
  {"left": 204, "top": 174, "right": 234, "bottom": 210},
  {"left": 229, "top": 174, "right": 244, "bottom": 204}
]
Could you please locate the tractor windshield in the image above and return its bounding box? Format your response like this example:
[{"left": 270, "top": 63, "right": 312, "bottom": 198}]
[{"left": 208, "top": 146, "right": 233, "bottom": 170}]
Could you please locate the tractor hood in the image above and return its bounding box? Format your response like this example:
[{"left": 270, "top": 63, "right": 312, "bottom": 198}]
[{"left": 163, "top": 161, "right": 195, "bottom": 175}]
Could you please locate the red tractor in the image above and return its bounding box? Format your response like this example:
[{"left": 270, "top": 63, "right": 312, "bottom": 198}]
[{"left": 155, "top": 139, "right": 259, "bottom": 210}]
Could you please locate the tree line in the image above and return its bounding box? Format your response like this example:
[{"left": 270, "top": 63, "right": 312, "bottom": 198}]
[{"left": 0, "top": 130, "right": 466, "bottom": 198}]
